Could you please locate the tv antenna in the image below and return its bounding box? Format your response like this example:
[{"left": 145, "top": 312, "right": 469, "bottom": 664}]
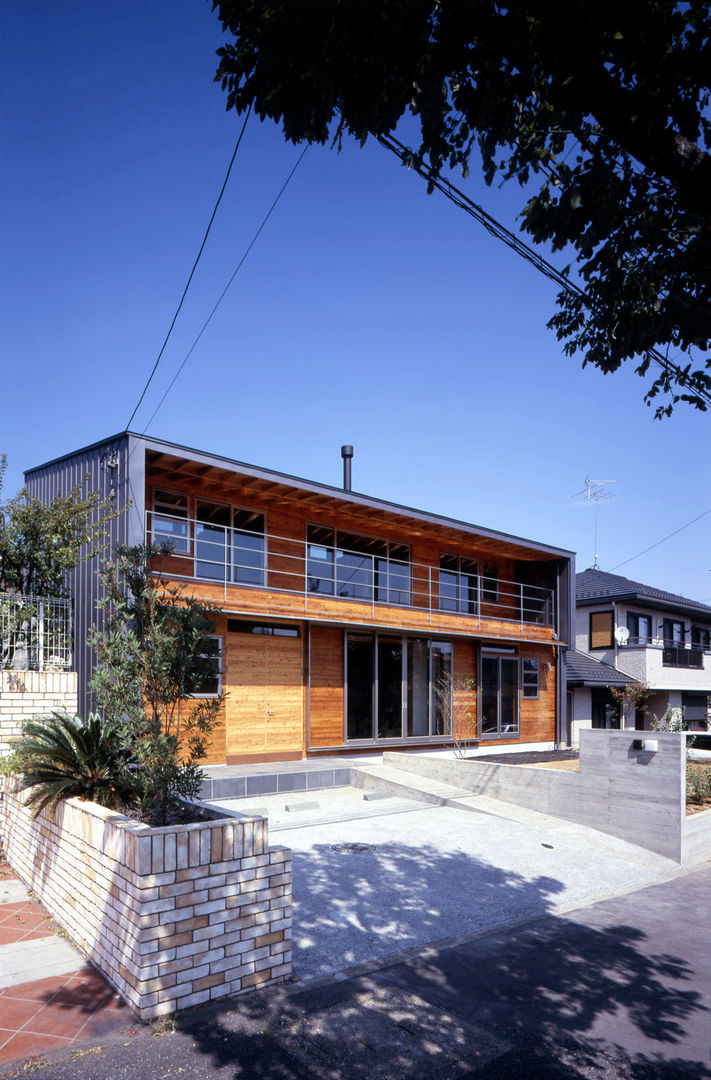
[{"left": 572, "top": 477, "right": 615, "bottom": 569}]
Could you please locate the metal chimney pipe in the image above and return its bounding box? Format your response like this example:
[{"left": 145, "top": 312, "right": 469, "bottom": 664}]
[{"left": 341, "top": 445, "right": 353, "bottom": 491}]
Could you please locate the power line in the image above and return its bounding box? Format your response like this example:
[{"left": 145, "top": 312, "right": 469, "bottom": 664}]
[
  {"left": 608, "top": 506, "right": 711, "bottom": 572},
  {"left": 375, "top": 131, "right": 711, "bottom": 413},
  {"left": 140, "top": 146, "right": 309, "bottom": 435},
  {"left": 126, "top": 105, "right": 253, "bottom": 430}
]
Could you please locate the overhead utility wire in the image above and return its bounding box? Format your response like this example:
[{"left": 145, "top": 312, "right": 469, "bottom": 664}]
[
  {"left": 375, "top": 131, "right": 711, "bottom": 412},
  {"left": 609, "top": 506, "right": 711, "bottom": 572},
  {"left": 125, "top": 104, "right": 253, "bottom": 430},
  {"left": 140, "top": 146, "right": 309, "bottom": 434}
]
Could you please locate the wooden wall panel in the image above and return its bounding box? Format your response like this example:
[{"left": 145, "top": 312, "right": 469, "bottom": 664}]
[
  {"left": 309, "top": 626, "right": 344, "bottom": 748},
  {"left": 224, "top": 626, "right": 304, "bottom": 757}
]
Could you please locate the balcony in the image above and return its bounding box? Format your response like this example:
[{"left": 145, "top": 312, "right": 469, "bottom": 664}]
[
  {"left": 146, "top": 512, "right": 556, "bottom": 639},
  {"left": 616, "top": 638, "right": 711, "bottom": 689}
]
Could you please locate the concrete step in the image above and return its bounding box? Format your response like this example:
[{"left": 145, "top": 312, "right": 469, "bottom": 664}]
[
  {"left": 351, "top": 764, "right": 493, "bottom": 815},
  {"left": 351, "top": 764, "right": 571, "bottom": 829}
]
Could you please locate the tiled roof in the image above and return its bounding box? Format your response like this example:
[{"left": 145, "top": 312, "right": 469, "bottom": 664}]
[
  {"left": 576, "top": 568, "right": 711, "bottom": 616},
  {"left": 566, "top": 650, "right": 637, "bottom": 687}
]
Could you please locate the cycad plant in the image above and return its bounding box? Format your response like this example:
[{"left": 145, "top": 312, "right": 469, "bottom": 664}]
[{"left": 14, "top": 711, "right": 134, "bottom": 818}]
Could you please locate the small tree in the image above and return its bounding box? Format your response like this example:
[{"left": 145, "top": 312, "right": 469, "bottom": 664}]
[
  {"left": 89, "top": 544, "right": 223, "bottom": 825},
  {"left": 0, "top": 456, "right": 121, "bottom": 598},
  {"left": 609, "top": 682, "right": 655, "bottom": 727},
  {"left": 434, "top": 673, "right": 477, "bottom": 758}
]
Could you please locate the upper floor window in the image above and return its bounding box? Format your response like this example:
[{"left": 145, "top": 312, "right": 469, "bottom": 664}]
[
  {"left": 627, "top": 612, "right": 653, "bottom": 645},
  {"left": 691, "top": 626, "right": 711, "bottom": 652},
  {"left": 662, "top": 618, "right": 685, "bottom": 645},
  {"left": 482, "top": 562, "right": 499, "bottom": 603},
  {"left": 153, "top": 491, "right": 189, "bottom": 553},
  {"left": 439, "top": 554, "right": 478, "bottom": 614},
  {"left": 306, "top": 525, "right": 410, "bottom": 605},
  {"left": 589, "top": 610, "right": 614, "bottom": 649},
  {"left": 195, "top": 500, "right": 265, "bottom": 585}
]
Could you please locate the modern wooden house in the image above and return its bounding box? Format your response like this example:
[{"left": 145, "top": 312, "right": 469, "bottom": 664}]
[{"left": 25, "top": 434, "right": 574, "bottom": 764}]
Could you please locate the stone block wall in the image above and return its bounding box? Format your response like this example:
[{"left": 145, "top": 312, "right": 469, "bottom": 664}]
[
  {"left": 0, "top": 782, "right": 292, "bottom": 1019},
  {"left": 0, "top": 670, "right": 78, "bottom": 755}
]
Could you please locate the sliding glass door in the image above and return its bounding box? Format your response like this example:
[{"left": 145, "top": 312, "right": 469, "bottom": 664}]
[{"left": 346, "top": 633, "right": 452, "bottom": 742}]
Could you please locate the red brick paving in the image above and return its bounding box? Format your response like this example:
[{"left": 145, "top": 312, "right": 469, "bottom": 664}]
[
  {"left": 0, "top": 860, "right": 133, "bottom": 1068},
  {"left": 0, "top": 968, "right": 130, "bottom": 1066}
]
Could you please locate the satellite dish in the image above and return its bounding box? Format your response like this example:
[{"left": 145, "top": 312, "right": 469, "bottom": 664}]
[{"left": 614, "top": 626, "right": 630, "bottom": 645}]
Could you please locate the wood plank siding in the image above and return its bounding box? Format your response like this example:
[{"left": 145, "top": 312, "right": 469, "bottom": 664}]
[{"left": 145, "top": 451, "right": 564, "bottom": 761}]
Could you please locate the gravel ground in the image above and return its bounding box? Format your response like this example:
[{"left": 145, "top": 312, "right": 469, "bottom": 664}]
[{"left": 214, "top": 787, "right": 677, "bottom": 982}]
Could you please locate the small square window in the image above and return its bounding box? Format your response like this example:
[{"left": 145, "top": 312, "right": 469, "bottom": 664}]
[{"left": 589, "top": 611, "right": 614, "bottom": 649}]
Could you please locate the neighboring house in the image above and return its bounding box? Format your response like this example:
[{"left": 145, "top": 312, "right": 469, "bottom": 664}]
[
  {"left": 25, "top": 433, "right": 575, "bottom": 764},
  {"left": 566, "top": 649, "right": 638, "bottom": 747},
  {"left": 572, "top": 567, "right": 711, "bottom": 743}
]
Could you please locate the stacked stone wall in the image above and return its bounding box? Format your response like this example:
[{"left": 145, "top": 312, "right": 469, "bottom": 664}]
[{"left": 0, "top": 781, "right": 292, "bottom": 1019}]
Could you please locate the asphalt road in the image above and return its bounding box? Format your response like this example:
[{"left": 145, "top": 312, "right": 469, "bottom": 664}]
[{"left": 6, "top": 864, "right": 709, "bottom": 1080}]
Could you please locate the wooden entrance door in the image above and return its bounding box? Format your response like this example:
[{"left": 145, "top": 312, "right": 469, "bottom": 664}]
[{"left": 225, "top": 628, "right": 304, "bottom": 758}]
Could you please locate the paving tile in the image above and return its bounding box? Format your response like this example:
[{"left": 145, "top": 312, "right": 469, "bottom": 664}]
[
  {"left": 24, "top": 1002, "right": 94, "bottom": 1038},
  {"left": 0, "top": 926, "right": 27, "bottom": 945},
  {"left": 52, "top": 977, "right": 115, "bottom": 1010},
  {"left": 0, "top": 1029, "right": 71, "bottom": 1065},
  {"left": 0, "top": 997, "right": 46, "bottom": 1030},
  {"left": 75, "top": 1007, "right": 130, "bottom": 1039},
  {"left": 0, "top": 974, "right": 76, "bottom": 1002}
]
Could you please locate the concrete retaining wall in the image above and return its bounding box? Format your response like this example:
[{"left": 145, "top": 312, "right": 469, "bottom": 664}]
[
  {"left": 384, "top": 731, "right": 700, "bottom": 863},
  {"left": 0, "top": 670, "right": 78, "bottom": 755},
  {"left": 0, "top": 781, "right": 292, "bottom": 1019}
]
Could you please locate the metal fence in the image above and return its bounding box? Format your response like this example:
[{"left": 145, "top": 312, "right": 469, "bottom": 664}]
[{"left": 0, "top": 593, "right": 73, "bottom": 671}]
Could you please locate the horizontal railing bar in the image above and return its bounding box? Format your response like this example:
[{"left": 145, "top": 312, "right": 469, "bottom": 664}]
[{"left": 149, "top": 514, "right": 555, "bottom": 600}]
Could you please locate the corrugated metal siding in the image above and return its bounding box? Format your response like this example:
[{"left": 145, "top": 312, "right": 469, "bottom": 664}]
[{"left": 24, "top": 434, "right": 138, "bottom": 716}]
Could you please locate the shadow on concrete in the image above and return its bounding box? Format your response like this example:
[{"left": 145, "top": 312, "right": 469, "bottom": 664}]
[
  {"left": 166, "top": 857, "right": 709, "bottom": 1080},
  {"left": 290, "top": 839, "right": 567, "bottom": 980}
]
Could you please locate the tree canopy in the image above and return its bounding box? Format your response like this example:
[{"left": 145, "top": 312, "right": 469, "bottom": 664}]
[
  {"left": 211, "top": 1, "right": 711, "bottom": 414},
  {"left": 0, "top": 456, "right": 121, "bottom": 597}
]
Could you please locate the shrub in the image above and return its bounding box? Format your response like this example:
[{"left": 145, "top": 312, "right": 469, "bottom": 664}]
[
  {"left": 89, "top": 544, "right": 223, "bottom": 826},
  {"left": 12, "top": 711, "right": 134, "bottom": 818}
]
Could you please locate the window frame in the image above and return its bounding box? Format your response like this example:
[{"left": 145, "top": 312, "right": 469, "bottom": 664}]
[
  {"left": 152, "top": 489, "right": 190, "bottom": 555},
  {"left": 521, "top": 657, "right": 540, "bottom": 700},
  {"left": 626, "top": 611, "right": 653, "bottom": 646},
  {"left": 438, "top": 553, "right": 479, "bottom": 614},
  {"left": 691, "top": 626, "right": 711, "bottom": 652},
  {"left": 307, "top": 524, "right": 411, "bottom": 606},
  {"left": 589, "top": 610, "right": 614, "bottom": 649},
  {"left": 343, "top": 631, "right": 453, "bottom": 744},
  {"left": 482, "top": 562, "right": 499, "bottom": 604},
  {"left": 479, "top": 650, "right": 520, "bottom": 738},
  {"left": 187, "top": 634, "right": 223, "bottom": 698}
]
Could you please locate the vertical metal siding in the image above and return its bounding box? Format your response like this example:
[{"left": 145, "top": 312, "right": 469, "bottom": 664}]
[{"left": 24, "top": 434, "right": 135, "bottom": 717}]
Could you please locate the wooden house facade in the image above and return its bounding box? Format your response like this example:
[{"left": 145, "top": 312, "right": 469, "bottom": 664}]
[{"left": 25, "top": 434, "right": 575, "bottom": 764}]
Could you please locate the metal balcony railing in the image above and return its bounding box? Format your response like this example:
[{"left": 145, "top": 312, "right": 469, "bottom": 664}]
[
  {"left": 662, "top": 644, "right": 704, "bottom": 669},
  {"left": 1, "top": 593, "right": 73, "bottom": 671},
  {"left": 146, "top": 512, "right": 556, "bottom": 630}
]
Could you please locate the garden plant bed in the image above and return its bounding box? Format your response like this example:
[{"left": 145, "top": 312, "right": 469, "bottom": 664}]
[
  {"left": 472, "top": 750, "right": 580, "bottom": 771},
  {"left": 687, "top": 760, "right": 711, "bottom": 816}
]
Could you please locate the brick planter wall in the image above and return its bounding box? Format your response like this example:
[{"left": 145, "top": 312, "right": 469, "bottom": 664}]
[
  {"left": 0, "top": 670, "right": 78, "bottom": 755},
  {"left": 0, "top": 781, "right": 292, "bottom": 1019}
]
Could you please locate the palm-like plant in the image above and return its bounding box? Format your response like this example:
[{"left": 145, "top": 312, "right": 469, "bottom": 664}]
[{"left": 15, "top": 711, "right": 134, "bottom": 818}]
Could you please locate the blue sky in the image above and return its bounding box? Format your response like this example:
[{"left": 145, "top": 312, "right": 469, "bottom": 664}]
[{"left": 2, "top": 2, "right": 710, "bottom": 603}]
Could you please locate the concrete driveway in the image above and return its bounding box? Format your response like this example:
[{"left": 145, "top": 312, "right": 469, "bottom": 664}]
[{"left": 215, "top": 786, "right": 678, "bottom": 982}]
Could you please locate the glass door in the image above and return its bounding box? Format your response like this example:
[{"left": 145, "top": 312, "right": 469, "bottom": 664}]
[{"left": 377, "top": 636, "right": 403, "bottom": 739}]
